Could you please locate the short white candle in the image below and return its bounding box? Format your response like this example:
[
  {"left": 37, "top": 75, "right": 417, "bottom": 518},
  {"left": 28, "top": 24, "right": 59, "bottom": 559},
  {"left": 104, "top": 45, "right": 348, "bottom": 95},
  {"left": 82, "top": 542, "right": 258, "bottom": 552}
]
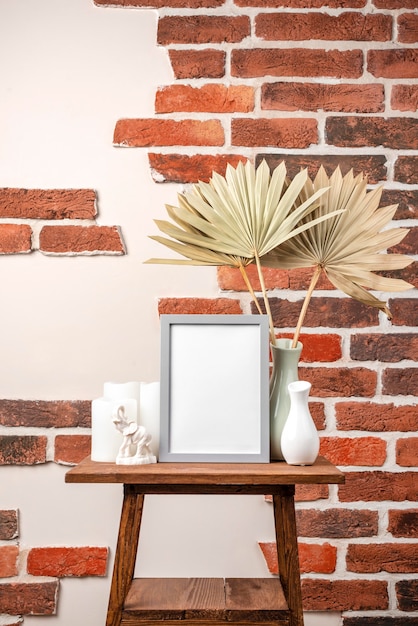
[
  {"left": 103, "top": 381, "right": 141, "bottom": 412},
  {"left": 103, "top": 382, "right": 141, "bottom": 424}
]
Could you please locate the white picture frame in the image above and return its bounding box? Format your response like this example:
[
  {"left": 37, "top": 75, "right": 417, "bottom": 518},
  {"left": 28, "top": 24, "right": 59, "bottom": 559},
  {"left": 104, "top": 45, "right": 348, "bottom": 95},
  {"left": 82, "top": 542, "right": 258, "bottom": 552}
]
[{"left": 159, "top": 314, "right": 270, "bottom": 463}]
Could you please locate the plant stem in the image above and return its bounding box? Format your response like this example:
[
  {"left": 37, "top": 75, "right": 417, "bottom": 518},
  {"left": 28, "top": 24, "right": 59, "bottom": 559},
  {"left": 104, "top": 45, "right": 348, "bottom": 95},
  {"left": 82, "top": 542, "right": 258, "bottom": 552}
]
[
  {"left": 238, "top": 263, "right": 263, "bottom": 315},
  {"left": 292, "top": 265, "right": 322, "bottom": 349},
  {"left": 254, "top": 253, "right": 276, "bottom": 346}
]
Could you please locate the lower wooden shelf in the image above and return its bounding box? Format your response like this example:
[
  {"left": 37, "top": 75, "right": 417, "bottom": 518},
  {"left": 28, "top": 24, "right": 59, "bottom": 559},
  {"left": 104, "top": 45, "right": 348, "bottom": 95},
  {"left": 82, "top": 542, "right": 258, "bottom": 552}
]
[{"left": 121, "top": 578, "right": 290, "bottom": 626}]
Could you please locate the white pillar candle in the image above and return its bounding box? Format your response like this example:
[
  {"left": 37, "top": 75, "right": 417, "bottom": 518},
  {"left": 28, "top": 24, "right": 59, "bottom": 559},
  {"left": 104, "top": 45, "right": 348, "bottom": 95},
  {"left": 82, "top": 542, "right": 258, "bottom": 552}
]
[
  {"left": 103, "top": 381, "right": 141, "bottom": 413},
  {"left": 91, "top": 397, "right": 137, "bottom": 462},
  {"left": 139, "top": 382, "right": 160, "bottom": 459}
]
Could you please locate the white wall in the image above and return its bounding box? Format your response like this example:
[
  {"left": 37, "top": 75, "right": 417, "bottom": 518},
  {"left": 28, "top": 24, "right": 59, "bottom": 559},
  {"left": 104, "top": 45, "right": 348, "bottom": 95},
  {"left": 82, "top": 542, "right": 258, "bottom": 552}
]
[
  {"left": 0, "top": 0, "right": 218, "bottom": 399},
  {"left": 0, "top": 2, "right": 338, "bottom": 625}
]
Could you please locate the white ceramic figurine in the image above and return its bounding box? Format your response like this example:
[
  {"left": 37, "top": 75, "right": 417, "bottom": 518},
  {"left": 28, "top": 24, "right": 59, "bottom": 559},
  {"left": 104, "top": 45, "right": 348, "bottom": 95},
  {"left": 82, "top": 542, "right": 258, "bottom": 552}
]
[{"left": 113, "top": 406, "right": 157, "bottom": 465}]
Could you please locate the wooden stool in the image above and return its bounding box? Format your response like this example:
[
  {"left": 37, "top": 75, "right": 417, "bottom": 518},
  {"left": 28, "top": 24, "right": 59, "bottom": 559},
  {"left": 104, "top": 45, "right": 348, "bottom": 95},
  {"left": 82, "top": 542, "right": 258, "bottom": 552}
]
[{"left": 66, "top": 457, "right": 344, "bottom": 626}]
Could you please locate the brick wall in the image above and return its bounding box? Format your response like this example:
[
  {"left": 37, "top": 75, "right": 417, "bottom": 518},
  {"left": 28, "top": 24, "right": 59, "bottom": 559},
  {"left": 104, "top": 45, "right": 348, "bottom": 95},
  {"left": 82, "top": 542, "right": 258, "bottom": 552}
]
[
  {"left": 0, "top": 189, "right": 125, "bottom": 255},
  {"left": 0, "top": 0, "right": 417, "bottom": 624}
]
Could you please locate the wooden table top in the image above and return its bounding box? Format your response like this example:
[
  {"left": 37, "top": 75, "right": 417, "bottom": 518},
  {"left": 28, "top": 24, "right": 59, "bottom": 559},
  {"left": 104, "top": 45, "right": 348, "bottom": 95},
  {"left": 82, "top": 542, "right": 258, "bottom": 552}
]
[{"left": 65, "top": 456, "right": 344, "bottom": 487}]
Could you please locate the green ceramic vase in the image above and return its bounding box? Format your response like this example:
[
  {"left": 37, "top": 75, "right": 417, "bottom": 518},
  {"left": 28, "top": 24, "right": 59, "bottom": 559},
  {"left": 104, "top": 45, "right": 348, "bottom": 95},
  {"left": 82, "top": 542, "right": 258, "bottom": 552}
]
[{"left": 269, "top": 338, "right": 303, "bottom": 461}]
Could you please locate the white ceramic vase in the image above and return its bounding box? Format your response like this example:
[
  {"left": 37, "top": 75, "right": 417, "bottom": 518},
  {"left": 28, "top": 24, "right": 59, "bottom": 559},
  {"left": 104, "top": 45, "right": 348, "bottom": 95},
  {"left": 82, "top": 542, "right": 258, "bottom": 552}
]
[{"left": 280, "top": 380, "right": 319, "bottom": 466}]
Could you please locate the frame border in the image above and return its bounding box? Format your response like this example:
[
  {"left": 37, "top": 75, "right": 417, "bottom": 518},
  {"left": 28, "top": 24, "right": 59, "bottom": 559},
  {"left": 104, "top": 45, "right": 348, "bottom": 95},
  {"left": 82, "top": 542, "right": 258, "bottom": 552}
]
[{"left": 159, "top": 314, "right": 270, "bottom": 463}]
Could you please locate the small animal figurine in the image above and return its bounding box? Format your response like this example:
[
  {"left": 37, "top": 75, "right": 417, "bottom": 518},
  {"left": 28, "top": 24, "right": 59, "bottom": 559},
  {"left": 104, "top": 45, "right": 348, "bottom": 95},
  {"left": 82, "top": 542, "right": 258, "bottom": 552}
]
[{"left": 113, "top": 405, "right": 157, "bottom": 465}]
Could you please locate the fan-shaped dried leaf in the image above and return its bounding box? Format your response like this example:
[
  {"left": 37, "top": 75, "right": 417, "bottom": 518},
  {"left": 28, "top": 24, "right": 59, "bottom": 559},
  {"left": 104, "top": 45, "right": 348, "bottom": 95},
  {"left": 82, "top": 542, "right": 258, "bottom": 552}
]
[
  {"left": 263, "top": 166, "right": 414, "bottom": 342},
  {"left": 146, "top": 159, "right": 333, "bottom": 343}
]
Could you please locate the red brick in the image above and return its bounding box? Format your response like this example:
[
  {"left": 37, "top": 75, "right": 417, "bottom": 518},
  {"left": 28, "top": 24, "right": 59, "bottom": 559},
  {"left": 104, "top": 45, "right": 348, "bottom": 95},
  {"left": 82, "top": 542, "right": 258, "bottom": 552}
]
[
  {"left": 301, "top": 578, "right": 388, "bottom": 611},
  {"left": 0, "top": 436, "right": 47, "bottom": 465},
  {"left": 336, "top": 402, "right": 417, "bottom": 432},
  {"left": 265, "top": 485, "right": 329, "bottom": 503},
  {"left": 268, "top": 297, "right": 379, "bottom": 329},
  {"left": 389, "top": 225, "right": 416, "bottom": 256},
  {"left": 256, "top": 153, "right": 387, "bottom": 184},
  {"left": 54, "top": 435, "right": 91, "bottom": 465},
  {"left": 261, "top": 82, "right": 384, "bottom": 113},
  {"left": 326, "top": 116, "right": 418, "bottom": 149},
  {"left": 375, "top": 0, "right": 417, "bottom": 6},
  {"left": 389, "top": 509, "right": 418, "bottom": 538},
  {"left": 157, "top": 298, "right": 242, "bottom": 315},
  {"left": 231, "top": 48, "right": 363, "bottom": 79},
  {"left": 392, "top": 84, "right": 418, "bottom": 112},
  {"left": 94, "top": 0, "right": 223, "bottom": 5},
  {"left": 338, "top": 471, "right": 418, "bottom": 502},
  {"left": 231, "top": 118, "right": 317, "bottom": 148},
  {"left": 295, "top": 484, "right": 329, "bottom": 501},
  {"left": 0, "top": 545, "right": 19, "bottom": 577},
  {"left": 396, "top": 579, "right": 418, "bottom": 611},
  {"left": 388, "top": 298, "right": 418, "bottom": 326},
  {"left": 381, "top": 261, "right": 418, "bottom": 289},
  {"left": 114, "top": 118, "right": 224, "bottom": 147},
  {"left": 157, "top": 15, "right": 250, "bottom": 45},
  {"left": 259, "top": 541, "right": 336, "bottom": 574},
  {"left": 381, "top": 189, "right": 418, "bottom": 219},
  {"left": 394, "top": 155, "right": 418, "bottom": 184},
  {"left": 169, "top": 49, "right": 225, "bottom": 79},
  {"left": 236, "top": 0, "right": 365, "bottom": 6},
  {"left": 218, "top": 265, "right": 289, "bottom": 292},
  {"left": 288, "top": 267, "right": 334, "bottom": 290},
  {"left": 0, "top": 581, "right": 58, "bottom": 615},
  {"left": 350, "top": 333, "right": 418, "bottom": 362},
  {"left": 299, "top": 367, "right": 377, "bottom": 398},
  {"left": 368, "top": 49, "right": 418, "bottom": 78},
  {"left": 306, "top": 402, "right": 326, "bottom": 429},
  {"left": 300, "top": 543, "right": 337, "bottom": 574},
  {"left": 389, "top": 226, "right": 417, "bottom": 256},
  {"left": 148, "top": 153, "right": 248, "bottom": 184},
  {"left": 282, "top": 333, "right": 328, "bottom": 360},
  {"left": 0, "top": 224, "right": 32, "bottom": 254},
  {"left": 396, "top": 437, "right": 418, "bottom": 467},
  {"left": 0, "top": 188, "right": 96, "bottom": 220},
  {"left": 398, "top": 13, "right": 418, "bottom": 43},
  {"left": 347, "top": 543, "right": 418, "bottom": 573},
  {"left": 275, "top": 333, "right": 342, "bottom": 363},
  {"left": 257, "top": 538, "right": 298, "bottom": 572},
  {"left": 382, "top": 367, "right": 418, "bottom": 396},
  {"left": 27, "top": 547, "right": 108, "bottom": 577},
  {"left": 256, "top": 12, "right": 391, "bottom": 41},
  {"left": 39, "top": 225, "right": 125, "bottom": 255},
  {"left": 320, "top": 436, "right": 386, "bottom": 466},
  {"left": 0, "top": 400, "right": 91, "bottom": 428},
  {"left": 155, "top": 84, "right": 254, "bottom": 113},
  {"left": 296, "top": 508, "right": 378, "bottom": 538},
  {"left": 0, "top": 510, "right": 18, "bottom": 540}
]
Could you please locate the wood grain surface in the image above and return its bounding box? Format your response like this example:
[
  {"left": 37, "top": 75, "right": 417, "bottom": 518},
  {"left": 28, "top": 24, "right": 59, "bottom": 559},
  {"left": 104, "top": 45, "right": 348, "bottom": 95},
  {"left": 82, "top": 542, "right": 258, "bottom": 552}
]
[{"left": 66, "top": 456, "right": 344, "bottom": 489}]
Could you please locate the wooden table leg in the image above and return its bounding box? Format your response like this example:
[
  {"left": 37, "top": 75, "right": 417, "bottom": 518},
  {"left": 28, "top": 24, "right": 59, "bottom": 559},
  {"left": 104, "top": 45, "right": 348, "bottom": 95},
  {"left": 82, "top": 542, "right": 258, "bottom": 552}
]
[
  {"left": 106, "top": 485, "right": 144, "bottom": 626},
  {"left": 273, "top": 487, "right": 304, "bottom": 626}
]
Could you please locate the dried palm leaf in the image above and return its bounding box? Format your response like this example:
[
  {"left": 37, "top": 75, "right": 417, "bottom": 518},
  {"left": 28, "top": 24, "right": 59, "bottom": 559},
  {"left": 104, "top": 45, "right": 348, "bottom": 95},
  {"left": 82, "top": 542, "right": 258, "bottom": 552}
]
[
  {"left": 146, "top": 160, "right": 334, "bottom": 344},
  {"left": 263, "top": 166, "right": 414, "bottom": 347}
]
